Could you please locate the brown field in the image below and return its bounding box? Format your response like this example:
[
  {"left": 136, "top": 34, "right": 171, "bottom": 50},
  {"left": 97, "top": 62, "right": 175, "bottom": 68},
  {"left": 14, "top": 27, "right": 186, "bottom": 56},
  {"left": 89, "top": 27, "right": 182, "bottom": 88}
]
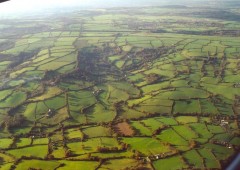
[{"left": 114, "top": 122, "right": 134, "bottom": 136}]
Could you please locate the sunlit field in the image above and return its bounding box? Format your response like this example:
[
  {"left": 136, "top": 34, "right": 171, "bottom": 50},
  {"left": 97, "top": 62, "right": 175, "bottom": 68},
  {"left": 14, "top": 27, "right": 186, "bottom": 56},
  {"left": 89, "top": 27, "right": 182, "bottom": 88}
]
[{"left": 0, "top": 0, "right": 239, "bottom": 169}]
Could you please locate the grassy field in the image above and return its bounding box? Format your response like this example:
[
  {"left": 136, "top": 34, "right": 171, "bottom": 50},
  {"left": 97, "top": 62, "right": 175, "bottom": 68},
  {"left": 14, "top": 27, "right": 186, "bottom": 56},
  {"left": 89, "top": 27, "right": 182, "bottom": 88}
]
[
  {"left": 7, "top": 145, "right": 48, "bottom": 158},
  {"left": 153, "top": 156, "right": 188, "bottom": 170},
  {"left": 15, "top": 160, "right": 60, "bottom": 170},
  {"left": 122, "top": 137, "right": 171, "bottom": 155},
  {"left": 57, "top": 161, "right": 99, "bottom": 170},
  {"left": 0, "top": 3, "right": 239, "bottom": 170}
]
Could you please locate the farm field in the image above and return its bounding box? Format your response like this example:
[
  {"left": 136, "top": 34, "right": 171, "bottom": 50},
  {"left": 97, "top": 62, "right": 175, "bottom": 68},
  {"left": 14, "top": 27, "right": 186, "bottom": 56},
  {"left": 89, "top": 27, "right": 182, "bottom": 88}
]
[{"left": 0, "top": 1, "right": 240, "bottom": 170}]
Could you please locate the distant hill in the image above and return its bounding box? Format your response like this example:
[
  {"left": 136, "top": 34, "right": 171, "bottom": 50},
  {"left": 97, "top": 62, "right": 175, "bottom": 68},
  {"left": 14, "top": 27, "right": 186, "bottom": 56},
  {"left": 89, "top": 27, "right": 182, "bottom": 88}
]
[{"left": 0, "top": 0, "right": 240, "bottom": 17}]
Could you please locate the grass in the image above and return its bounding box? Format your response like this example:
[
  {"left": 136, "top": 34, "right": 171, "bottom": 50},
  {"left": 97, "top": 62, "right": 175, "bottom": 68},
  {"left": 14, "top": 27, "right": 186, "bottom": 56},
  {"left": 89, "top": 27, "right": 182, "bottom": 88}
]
[
  {"left": 10, "top": 67, "right": 36, "bottom": 78},
  {"left": 175, "top": 116, "right": 198, "bottom": 124},
  {"left": 30, "top": 87, "right": 63, "bottom": 101},
  {"left": 0, "top": 152, "right": 14, "bottom": 163},
  {"left": 82, "top": 126, "right": 111, "bottom": 138},
  {"left": 36, "top": 101, "right": 49, "bottom": 114},
  {"left": 110, "top": 82, "right": 140, "bottom": 98},
  {"left": 155, "top": 117, "right": 178, "bottom": 126},
  {"left": 57, "top": 161, "right": 99, "bottom": 170},
  {"left": 183, "top": 150, "right": 204, "bottom": 168},
  {"left": 8, "top": 80, "right": 25, "bottom": 87},
  {"left": 198, "top": 148, "right": 217, "bottom": 161},
  {"left": 140, "top": 118, "right": 165, "bottom": 132},
  {"left": 68, "top": 142, "right": 93, "bottom": 155},
  {"left": 190, "top": 123, "right": 213, "bottom": 143},
  {"left": 207, "top": 125, "right": 225, "bottom": 134},
  {"left": 17, "top": 138, "right": 31, "bottom": 147},
  {"left": 0, "top": 6, "right": 239, "bottom": 169},
  {"left": 51, "top": 132, "right": 63, "bottom": 141},
  {"left": 86, "top": 104, "right": 116, "bottom": 123},
  {"left": 136, "top": 104, "right": 172, "bottom": 114},
  {"left": 141, "top": 98, "right": 173, "bottom": 107},
  {"left": 57, "top": 63, "right": 76, "bottom": 74},
  {"left": 131, "top": 121, "right": 152, "bottom": 136},
  {"left": 108, "top": 55, "right": 122, "bottom": 62},
  {"left": 23, "top": 70, "right": 45, "bottom": 78},
  {"left": 176, "top": 87, "right": 209, "bottom": 99},
  {"left": 66, "top": 128, "right": 83, "bottom": 140},
  {"left": 157, "top": 129, "right": 188, "bottom": 147},
  {"left": 152, "top": 40, "right": 163, "bottom": 47},
  {"left": 118, "top": 107, "right": 146, "bottom": 119},
  {"left": 213, "top": 134, "right": 232, "bottom": 142},
  {"left": 68, "top": 138, "right": 118, "bottom": 155},
  {"left": 215, "top": 103, "right": 235, "bottom": 116},
  {"left": 33, "top": 138, "right": 48, "bottom": 145},
  {"left": 0, "top": 65, "right": 8, "bottom": 72},
  {"left": 60, "top": 81, "right": 93, "bottom": 91},
  {"left": 0, "top": 163, "right": 14, "bottom": 170},
  {"left": 0, "top": 89, "right": 12, "bottom": 101},
  {"left": 51, "top": 52, "right": 73, "bottom": 58},
  {"left": 2, "top": 45, "right": 28, "bottom": 55},
  {"left": 122, "top": 137, "right": 171, "bottom": 155},
  {"left": 22, "top": 103, "right": 36, "bottom": 121},
  {"left": 127, "top": 95, "right": 152, "bottom": 107},
  {"left": 204, "top": 143, "right": 234, "bottom": 160},
  {"left": 172, "top": 125, "right": 198, "bottom": 140},
  {"left": 98, "top": 137, "right": 119, "bottom": 147},
  {"left": 7, "top": 145, "right": 48, "bottom": 158},
  {"left": 33, "top": 56, "right": 54, "bottom": 67},
  {"left": 153, "top": 156, "right": 188, "bottom": 170},
  {"left": 15, "top": 160, "right": 60, "bottom": 170},
  {"left": 202, "top": 83, "right": 240, "bottom": 100},
  {"left": 69, "top": 111, "right": 87, "bottom": 123},
  {"left": 171, "top": 79, "right": 189, "bottom": 87},
  {"left": 0, "top": 92, "right": 27, "bottom": 108},
  {"left": 52, "top": 147, "right": 65, "bottom": 158},
  {"left": 44, "top": 95, "right": 66, "bottom": 110},
  {"left": 127, "top": 73, "right": 145, "bottom": 82},
  {"left": 0, "top": 138, "right": 13, "bottom": 149},
  {"left": 38, "top": 61, "right": 70, "bottom": 71},
  {"left": 200, "top": 99, "right": 219, "bottom": 114},
  {"left": 92, "top": 151, "right": 133, "bottom": 159},
  {"left": 174, "top": 100, "right": 201, "bottom": 114},
  {"left": 144, "top": 68, "right": 175, "bottom": 78},
  {"left": 68, "top": 91, "right": 96, "bottom": 112},
  {"left": 201, "top": 76, "right": 219, "bottom": 84},
  {"left": 100, "top": 159, "right": 138, "bottom": 170},
  {"left": 224, "top": 74, "right": 240, "bottom": 83},
  {"left": 122, "top": 45, "right": 132, "bottom": 52},
  {"left": 230, "top": 137, "right": 240, "bottom": 146},
  {"left": 37, "top": 49, "right": 49, "bottom": 56},
  {"left": 39, "top": 107, "right": 69, "bottom": 125},
  {"left": 150, "top": 88, "right": 207, "bottom": 100},
  {"left": 11, "top": 126, "right": 32, "bottom": 135}
]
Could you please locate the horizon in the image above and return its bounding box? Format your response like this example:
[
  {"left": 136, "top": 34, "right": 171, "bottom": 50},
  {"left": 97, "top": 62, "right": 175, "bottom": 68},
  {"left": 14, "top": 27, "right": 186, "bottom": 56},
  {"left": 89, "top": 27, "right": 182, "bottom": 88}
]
[{"left": 0, "top": 0, "right": 240, "bottom": 17}]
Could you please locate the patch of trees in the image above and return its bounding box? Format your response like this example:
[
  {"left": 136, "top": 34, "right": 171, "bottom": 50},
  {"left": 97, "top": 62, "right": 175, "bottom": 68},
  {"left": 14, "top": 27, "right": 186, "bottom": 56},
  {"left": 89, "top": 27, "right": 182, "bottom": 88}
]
[
  {"left": 42, "top": 70, "right": 59, "bottom": 81},
  {"left": 0, "top": 41, "right": 15, "bottom": 52},
  {"left": 97, "top": 146, "right": 119, "bottom": 153},
  {"left": 8, "top": 51, "right": 36, "bottom": 69},
  {"left": 97, "top": 142, "right": 128, "bottom": 153},
  {"left": 151, "top": 29, "right": 168, "bottom": 33},
  {"left": 152, "top": 125, "right": 169, "bottom": 136},
  {"left": 0, "top": 115, "right": 26, "bottom": 130},
  {"left": 113, "top": 101, "right": 125, "bottom": 113},
  {"left": 192, "top": 10, "right": 240, "bottom": 22},
  {"left": 145, "top": 73, "right": 162, "bottom": 84}
]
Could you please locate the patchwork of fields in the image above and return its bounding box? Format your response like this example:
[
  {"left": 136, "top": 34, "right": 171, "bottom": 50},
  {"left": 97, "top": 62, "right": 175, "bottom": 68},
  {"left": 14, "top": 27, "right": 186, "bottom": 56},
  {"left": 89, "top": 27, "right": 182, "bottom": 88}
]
[{"left": 0, "top": 6, "right": 239, "bottom": 170}]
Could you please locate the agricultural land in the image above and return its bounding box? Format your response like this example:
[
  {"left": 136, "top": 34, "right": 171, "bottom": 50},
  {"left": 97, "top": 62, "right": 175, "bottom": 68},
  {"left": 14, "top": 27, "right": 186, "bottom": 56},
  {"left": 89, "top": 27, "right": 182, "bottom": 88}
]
[{"left": 0, "top": 3, "right": 240, "bottom": 170}]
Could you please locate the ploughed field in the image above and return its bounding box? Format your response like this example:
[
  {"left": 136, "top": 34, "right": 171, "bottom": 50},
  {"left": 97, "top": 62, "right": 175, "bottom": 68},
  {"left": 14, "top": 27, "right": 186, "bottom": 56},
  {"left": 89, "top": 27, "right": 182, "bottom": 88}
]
[{"left": 0, "top": 6, "right": 240, "bottom": 170}]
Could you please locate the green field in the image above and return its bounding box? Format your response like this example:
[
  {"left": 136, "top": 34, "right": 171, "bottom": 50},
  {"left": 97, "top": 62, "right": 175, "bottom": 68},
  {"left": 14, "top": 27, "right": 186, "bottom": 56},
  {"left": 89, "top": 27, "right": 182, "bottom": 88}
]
[{"left": 0, "top": 2, "right": 239, "bottom": 169}]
